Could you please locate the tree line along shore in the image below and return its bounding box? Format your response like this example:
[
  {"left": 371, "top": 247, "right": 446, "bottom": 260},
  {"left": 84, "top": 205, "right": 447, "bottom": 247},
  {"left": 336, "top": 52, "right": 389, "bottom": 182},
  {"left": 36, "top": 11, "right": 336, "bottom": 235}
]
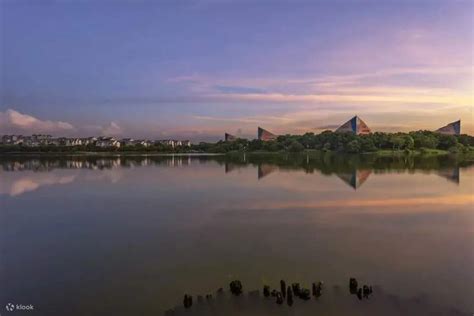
[{"left": 0, "top": 130, "right": 473, "bottom": 155}]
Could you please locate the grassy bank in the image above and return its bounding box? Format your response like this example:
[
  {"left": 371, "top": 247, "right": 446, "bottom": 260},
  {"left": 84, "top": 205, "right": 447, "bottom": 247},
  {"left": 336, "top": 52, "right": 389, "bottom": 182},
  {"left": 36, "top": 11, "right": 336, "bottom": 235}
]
[
  {"left": 373, "top": 148, "right": 449, "bottom": 156},
  {"left": 216, "top": 148, "right": 459, "bottom": 158}
]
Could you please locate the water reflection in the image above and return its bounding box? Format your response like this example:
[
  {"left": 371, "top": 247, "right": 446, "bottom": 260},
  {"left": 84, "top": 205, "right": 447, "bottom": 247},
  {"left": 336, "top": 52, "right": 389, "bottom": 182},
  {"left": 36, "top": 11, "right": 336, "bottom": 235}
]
[
  {"left": 257, "top": 164, "right": 278, "bottom": 180},
  {"left": 336, "top": 169, "right": 372, "bottom": 189},
  {"left": 1, "top": 153, "right": 473, "bottom": 315},
  {"left": 437, "top": 168, "right": 460, "bottom": 184},
  {"left": 1, "top": 153, "right": 467, "bottom": 196},
  {"left": 0, "top": 173, "right": 76, "bottom": 196}
]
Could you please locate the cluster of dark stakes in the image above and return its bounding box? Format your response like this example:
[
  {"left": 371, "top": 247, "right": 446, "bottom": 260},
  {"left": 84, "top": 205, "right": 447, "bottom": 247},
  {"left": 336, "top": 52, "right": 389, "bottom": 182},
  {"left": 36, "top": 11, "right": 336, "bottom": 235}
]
[
  {"left": 181, "top": 277, "right": 373, "bottom": 309},
  {"left": 349, "top": 278, "right": 373, "bottom": 300},
  {"left": 261, "top": 279, "right": 324, "bottom": 306}
]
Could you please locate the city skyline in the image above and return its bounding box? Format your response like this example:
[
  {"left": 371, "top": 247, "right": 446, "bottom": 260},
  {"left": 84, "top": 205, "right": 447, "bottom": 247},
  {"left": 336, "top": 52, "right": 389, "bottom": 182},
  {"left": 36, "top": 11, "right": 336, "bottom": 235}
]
[{"left": 1, "top": 1, "right": 473, "bottom": 141}]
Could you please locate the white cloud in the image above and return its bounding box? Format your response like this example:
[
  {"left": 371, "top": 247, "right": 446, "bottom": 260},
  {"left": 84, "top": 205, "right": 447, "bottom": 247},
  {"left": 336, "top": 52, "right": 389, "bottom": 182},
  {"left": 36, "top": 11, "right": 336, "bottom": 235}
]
[
  {"left": 0, "top": 109, "right": 129, "bottom": 137},
  {"left": 101, "top": 121, "right": 122, "bottom": 136},
  {"left": 0, "top": 109, "right": 75, "bottom": 134}
]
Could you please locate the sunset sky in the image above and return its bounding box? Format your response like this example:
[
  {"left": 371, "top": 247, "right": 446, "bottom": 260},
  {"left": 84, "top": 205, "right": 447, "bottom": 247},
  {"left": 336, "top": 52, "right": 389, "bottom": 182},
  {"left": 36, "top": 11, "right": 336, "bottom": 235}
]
[{"left": 1, "top": 0, "right": 473, "bottom": 141}]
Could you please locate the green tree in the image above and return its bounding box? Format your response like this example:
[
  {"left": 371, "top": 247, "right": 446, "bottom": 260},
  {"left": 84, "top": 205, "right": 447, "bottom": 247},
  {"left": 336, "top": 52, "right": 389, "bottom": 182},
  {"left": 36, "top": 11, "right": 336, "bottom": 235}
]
[
  {"left": 346, "top": 140, "right": 361, "bottom": 153},
  {"left": 403, "top": 135, "right": 415, "bottom": 150},
  {"left": 438, "top": 135, "right": 457, "bottom": 150},
  {"left": 389, "top": 135, "right": 405, "bottom": 150},
  {"left": 288, "top": 141, "right": 304, "bottom": 152},
  {"left": 359, "top": 137, "right": 377, "bottom": 152}
]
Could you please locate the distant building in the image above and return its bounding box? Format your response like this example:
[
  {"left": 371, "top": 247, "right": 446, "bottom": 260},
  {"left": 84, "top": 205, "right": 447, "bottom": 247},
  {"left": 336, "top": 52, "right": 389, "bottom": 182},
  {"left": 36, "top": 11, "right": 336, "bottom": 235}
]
[
  {"left": 120, "top": 138, "right": 150, "bottom": 147},
  {"left": 121, "top": 138, "right": 136, "bottom": 146},
  {"left": 156, "top": 139, "right": 190, "bottom": 148},
  {"left": 57, "top": 137, "right": 73, "bottom": 146},
  {"left": 32, "top": 134, "right": 52, "bottom": 145},
  {"left": 49, "top": 138, "right": 61, "bottom": 146},
  {"left": 137, "top": 140, "right": 151, "bottom": 147},
  {"left": 70, "top": 138, "right": 83, "bottom": 146},
  {"left": 157, "top": 139, "right": 176, "bottom": 147},
  {"left": 0, "top": 135, "right": 8, "bottom": 144},
  {"left": 23, "top": 136, "right": 40, "bottom": 147},
  {"left": 81, "top": 137, "right": 97, "bottom": 146},
  {"left": 257, "top": 127, "right": 277, "bottom": 141},
  {"left": 181, "top": 140, "right": 191, "bottom": 147},
  {"left": 1, "top": 135, "right": 23, "bottom": 145},
  {"left": 225, "top": 133, "right": 237, "bottom": 142},
  {"left": 96, "top": 137, "right": 121, "bottom": 148},
  {"left": 0, "top": 135, "right": 192, "bottom": 148},
  {"left": 436, "top": 120, "right": 460, "bottom": 135},
  {"left": 335, "top": 116, "right": 371, "bottom": 135}
]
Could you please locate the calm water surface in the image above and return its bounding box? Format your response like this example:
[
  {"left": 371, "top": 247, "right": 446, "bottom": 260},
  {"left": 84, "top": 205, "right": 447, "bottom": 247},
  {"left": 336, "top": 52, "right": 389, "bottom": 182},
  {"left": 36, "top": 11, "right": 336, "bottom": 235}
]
[{"left": 0, "top": 153, "right": 473, "bottom": 315}]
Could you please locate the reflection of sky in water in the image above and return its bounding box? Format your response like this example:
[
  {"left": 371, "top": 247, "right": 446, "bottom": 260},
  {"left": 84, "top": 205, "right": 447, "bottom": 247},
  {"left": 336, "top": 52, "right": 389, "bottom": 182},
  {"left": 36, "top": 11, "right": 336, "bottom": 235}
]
[{"left": 0, "top": 156, "right": 473, "bottom": 315}]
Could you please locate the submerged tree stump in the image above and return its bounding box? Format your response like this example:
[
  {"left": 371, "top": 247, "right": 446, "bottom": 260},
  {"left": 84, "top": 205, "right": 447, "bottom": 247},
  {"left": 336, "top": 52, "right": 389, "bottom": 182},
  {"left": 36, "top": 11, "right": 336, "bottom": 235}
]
[
  {"left": 276, "top": 292, "right": 283, "bottom": 304},
  {"left": 291, "top": 283, "right": 301, "bottom": 297},
  {"left": 229, "top": 280, "right": 243, "bottom": 296},
  {"left": 287, "top": 286, "right": 293, "bottom": 306},
  {"left": 183, "top": 294, "right": 193, "bottom": 308},
  {"left": 349, "top": 278, "right": 359, "bottom": 294},
  {"left": 280, "top": 280, "right": 286, "bottom": 298},
  {"left": 263, "top": 285, "right": 270, "bottom": 298}
]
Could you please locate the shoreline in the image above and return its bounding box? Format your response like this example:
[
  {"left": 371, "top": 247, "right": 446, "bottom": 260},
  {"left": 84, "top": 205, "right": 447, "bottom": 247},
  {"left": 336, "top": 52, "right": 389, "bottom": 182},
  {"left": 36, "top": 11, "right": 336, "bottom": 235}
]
[
  {"left": 0, "top": 148, "right": 460, "bottom": 157},
  {"left": 0, "top": 151, "right": 225, "bottom": 158}
]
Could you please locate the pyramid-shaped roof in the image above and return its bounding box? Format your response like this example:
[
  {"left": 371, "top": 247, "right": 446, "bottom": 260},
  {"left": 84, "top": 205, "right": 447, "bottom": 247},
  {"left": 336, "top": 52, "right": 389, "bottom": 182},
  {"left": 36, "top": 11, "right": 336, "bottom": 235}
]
[
  {"left": 335, "top": 116, "right": 371, "bottom": 135},
  {"left": 257, "top": 127, "right": 277, "bottom": 141},
  {"left": 436, "top": 120, "right": 461, "bottom": 135},
  {"left": 225, "top": 133, "right": 237, "bottom": 141}
]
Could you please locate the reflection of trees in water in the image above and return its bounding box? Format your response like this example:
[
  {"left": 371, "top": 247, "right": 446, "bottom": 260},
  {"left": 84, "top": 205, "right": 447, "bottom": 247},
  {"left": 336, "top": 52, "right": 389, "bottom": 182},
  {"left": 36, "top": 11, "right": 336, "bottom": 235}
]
[
  {"left": 0, "top": 153, "right": 469, "bottom": 188},
  {"left": 222, "top": 152, "right": 468, "bottom": 186}
]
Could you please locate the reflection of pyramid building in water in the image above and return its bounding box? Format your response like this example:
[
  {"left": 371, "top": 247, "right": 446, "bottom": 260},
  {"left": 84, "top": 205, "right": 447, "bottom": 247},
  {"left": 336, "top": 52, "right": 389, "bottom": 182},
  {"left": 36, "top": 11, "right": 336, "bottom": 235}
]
[
  {"left": 436, "top": 120, "right": 461, "bottom": 135},
  {"left": 225, "top": 162, "right": 237, "bottom": 173},
  {"left": 336, "top": 169, "right": 372, "bottom": 189},
  {"left": 335, "top": 116, "right": 371, "bottom": 135},
  {"left": 436, "top": 167, "right": 460, "bottom": 184},
  {"left": 225, "top": 133, "right": 237, "bottom": 142},
  {"left": 225, "top": 162, "right": 277, "bottom": 179},
  {"left": 257, "top": 127, "right": 277, "bottom": 141},
  {"left": 257, "top": 164, "right": 278, "bottom": 179}
]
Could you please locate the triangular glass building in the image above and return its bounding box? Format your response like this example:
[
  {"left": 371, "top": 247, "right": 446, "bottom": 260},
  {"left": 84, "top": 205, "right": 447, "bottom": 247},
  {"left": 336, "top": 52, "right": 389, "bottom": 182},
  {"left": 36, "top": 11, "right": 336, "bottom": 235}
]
[
  {"left": 335, "top": 116, "right": 371, "bottom": 135},
  {"left": 257, "top": 127, "right": 277, "bottom": 141},
  {"left": 225, "top": 133, "right": 237, "bottom": 141},
  {"left": 436, "top": 120, "right": 461, "bottom": 135}
]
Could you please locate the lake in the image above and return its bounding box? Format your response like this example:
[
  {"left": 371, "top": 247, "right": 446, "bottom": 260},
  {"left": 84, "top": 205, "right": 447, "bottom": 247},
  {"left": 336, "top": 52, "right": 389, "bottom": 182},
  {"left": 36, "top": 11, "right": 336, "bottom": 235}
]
[{"left": 0, "top": 153, "right": 473, "bottom": 315}]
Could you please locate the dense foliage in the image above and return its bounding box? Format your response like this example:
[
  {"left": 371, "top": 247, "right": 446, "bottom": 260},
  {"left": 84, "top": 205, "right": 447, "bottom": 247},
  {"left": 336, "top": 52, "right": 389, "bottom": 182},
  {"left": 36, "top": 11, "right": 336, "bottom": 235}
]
[
  {"left": 195, "top": 131, "right": 474, "bottom": 154},
  {"left": 1, "top": 131, "right": 473, "bottom": 154}
]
